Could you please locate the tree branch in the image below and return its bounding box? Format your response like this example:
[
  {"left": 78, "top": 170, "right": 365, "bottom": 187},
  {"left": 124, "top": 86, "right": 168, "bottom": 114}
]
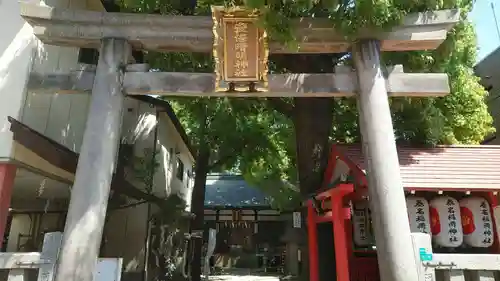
[
  {"left": 267, "top": 98, "right": 295, "bottom": 118},
  {"left": 208, "top": 140, "right": 249, "bottom": 170},
  {"left": 207, "top": 153, "right": 236, "bottom": 171}
]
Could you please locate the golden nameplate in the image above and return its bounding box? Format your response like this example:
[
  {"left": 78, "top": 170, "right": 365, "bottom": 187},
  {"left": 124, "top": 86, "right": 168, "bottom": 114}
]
[{"left": 211, "top": 6, "right": 269, "bottom": 93}]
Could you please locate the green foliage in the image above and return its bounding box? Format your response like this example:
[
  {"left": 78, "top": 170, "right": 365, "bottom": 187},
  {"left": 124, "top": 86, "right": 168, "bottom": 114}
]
[
  {"left": 118, "top": 0, "right": 460, "bottom": 45},
  {"left": 143, "top": 52, "right": 301, "bottom": 210},
  {"left": 117, "top": 0, "right": 494, "bottom": 210},
  {"left": 149, "top": 194, "right": 190, "bottom": 281},
  {"left": 237, "top": 109, "right": 301, "bottom": 210},
  {"left": 155, "top": 194, "right": 189, "bottom": 224},
  {"left": 386, "top": 17, "right": 494, "bottom": 144}
]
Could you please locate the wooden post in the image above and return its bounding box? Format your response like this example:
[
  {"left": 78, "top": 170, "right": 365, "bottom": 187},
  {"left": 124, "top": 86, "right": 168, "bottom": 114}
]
[
  {"left": 352, "top": 39, "right": 419, "bottom": 281},
  {"left": 54, "top": 38, "right": 130, "bottom": 281},
  {"left": 306, "top": 202, "right": 319, "bottom": 281},
  {"left": 330, "top": 192, "right": 350, "bottom": 281},
  {"left": 0, "top": 164, "right": 16, "bottom": 247}
]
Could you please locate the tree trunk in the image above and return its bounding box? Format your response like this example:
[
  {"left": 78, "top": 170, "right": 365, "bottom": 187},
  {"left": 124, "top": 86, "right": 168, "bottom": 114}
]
[
  {"left": 189, "top": 147, "right": 210, "bottom": 281},
  {"left": 292, "top": 97, "right": 334, "bottom": 281},
  {"left": 293, "top": 97, "right": 335, "bottom": 196},
  {"left": 271, "top": 54, "right": 338, "bottom": 196},
  {"left": 269, "top": 54, "right": 338, "bottom": 281},
  {"left": 189, "top": 103, "right": 211, "bottom": 281}
]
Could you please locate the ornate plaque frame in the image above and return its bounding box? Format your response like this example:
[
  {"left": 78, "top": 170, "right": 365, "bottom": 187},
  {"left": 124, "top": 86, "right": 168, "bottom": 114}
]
[{"left": 212, "top": 6, "right": 269, "bottom": 93}]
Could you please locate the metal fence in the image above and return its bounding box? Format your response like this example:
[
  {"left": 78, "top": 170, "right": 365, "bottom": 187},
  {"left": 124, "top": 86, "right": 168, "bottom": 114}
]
[
  {"left": 0, "top": 232, "right": 122, "bottom": 281},
  {"left": 412, "top": 233, "right": 500, "bottom": 281}
]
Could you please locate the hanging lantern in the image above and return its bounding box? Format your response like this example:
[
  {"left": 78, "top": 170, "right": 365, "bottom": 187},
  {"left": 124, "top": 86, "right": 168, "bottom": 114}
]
[
  {"left": 459, "top": 197, "right": 494, "bottom": 248},
  {"left": 429, "top": 196, "right": 463, "bottom": 248},
  {"left": 406, "top": 197, "right": 431, "bottom": 234}
]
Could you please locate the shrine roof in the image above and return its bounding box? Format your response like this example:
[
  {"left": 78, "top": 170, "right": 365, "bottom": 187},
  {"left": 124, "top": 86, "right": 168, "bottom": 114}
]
[
  {"left": 333, "top": 144, "right": 500, "bottom": 191},
  {"left": 204, "top": 174, "right": 271, "bottom": 207}
]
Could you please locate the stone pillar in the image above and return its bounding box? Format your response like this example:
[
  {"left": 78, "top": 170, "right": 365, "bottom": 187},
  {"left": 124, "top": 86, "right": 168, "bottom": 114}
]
[
  {"left": 352, "top": 39, "right": 419, "bottom": 281},
  {"left": 0, "top": 164, "right": 16, "bottom": 246},
  {"left": 54, "top": 38, "right": 130, "bottom": 281}
]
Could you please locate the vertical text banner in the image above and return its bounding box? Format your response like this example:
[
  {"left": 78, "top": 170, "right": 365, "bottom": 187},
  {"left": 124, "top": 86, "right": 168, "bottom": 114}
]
[
  {"left": 212, "top": 6, "right": 269, "bottom": 92},
  {"left": 224, "top": 19, "right": 259, "bottom": 81}
]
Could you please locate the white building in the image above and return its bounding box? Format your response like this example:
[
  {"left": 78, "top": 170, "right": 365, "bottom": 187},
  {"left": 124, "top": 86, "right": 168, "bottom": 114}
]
[{"left": 0, "top": 1, "right": 195, "bottom": 280}]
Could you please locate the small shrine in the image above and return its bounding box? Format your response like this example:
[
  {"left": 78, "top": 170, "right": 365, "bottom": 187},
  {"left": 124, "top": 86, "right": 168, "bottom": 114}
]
[
  {"left": 203, "top": 174, "right": 286, "bottom": 272},
  {"left": 307, "top": 144, "right": 500, "bottom": 281}
]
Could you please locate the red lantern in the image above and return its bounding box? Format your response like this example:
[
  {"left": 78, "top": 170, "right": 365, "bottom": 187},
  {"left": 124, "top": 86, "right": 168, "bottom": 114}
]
[
  {"left": 430, "top": 207, "right": 441, "bottom": 235},
  {"left": 460, "top": 206, "right": 476, "bottom": 235}
]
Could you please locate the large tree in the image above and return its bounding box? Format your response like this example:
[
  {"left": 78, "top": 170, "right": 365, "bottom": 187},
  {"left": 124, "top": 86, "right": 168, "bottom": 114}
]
[
  {"left": 118, "top": 0, "right": 493, "bottom": 280},
  {"left": 166, "top": 95, "right": 283, "bottom": 281}
]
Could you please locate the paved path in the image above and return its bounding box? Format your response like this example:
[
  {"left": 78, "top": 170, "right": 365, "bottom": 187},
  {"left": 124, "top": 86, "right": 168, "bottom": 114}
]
[
  {"left": 208, "top": 275, "right": 280, "bottom": 281},
  {"left": 205, "top": 270, "right": 280, "bottom": 281}
]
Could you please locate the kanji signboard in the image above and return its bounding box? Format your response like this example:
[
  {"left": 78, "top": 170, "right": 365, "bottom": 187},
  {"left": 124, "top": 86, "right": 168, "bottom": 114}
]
[{"left": 212, "top": 6, "right": 268, "bottom": 92}]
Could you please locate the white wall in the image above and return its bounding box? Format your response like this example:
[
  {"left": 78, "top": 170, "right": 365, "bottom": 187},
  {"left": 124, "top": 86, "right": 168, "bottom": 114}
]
[
  {"left": 97, "top": 99, "right": 196, "bottom": 272},
  {"left": 21, "top": 93, "right": 91, "bottom": 153},
  {"left": 21, "top": 0, "right": 94, "bottom": 153},
  {"left": 19, "top": 94, "right": 195, "bottom": 205},
  {"left": 0, "top": 0, "right": 39, "bottom": 161},
  {"left": 1, "top": 0, "right": 194, "bottom": 274},
  {"left": 122, "top": 99, "right": 195, "bottom": 208},
  {"left": 101, "top": 203, "right": 150, "bottom": 273},
  {"left": 154, "top": 111, "right": 195, "bottom": 207},
  {"left": 0, "top": 0, "right": 195, "bottom": 200},
  {"left": 0, "top": 0, "right": 95, "bottom": 161}
]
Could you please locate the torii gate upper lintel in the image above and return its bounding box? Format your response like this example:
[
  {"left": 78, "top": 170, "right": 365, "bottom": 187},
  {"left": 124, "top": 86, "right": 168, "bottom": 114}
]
[{"left": 18, "top": 3, "right": 459, "bottom": 281}]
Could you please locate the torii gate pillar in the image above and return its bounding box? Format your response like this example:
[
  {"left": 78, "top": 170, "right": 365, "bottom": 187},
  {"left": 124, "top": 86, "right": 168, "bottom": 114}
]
[
  {"left": 54, "top": 38, "right": 130, "bottom": 281},
  {"left": 352, "top": 39, "right": 419, "bottom": 281}
]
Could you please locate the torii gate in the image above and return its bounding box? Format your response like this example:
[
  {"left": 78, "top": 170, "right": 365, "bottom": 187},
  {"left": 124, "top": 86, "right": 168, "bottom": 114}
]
[{"left": 19, "top": 3, "right": 458, "bottom": 281}]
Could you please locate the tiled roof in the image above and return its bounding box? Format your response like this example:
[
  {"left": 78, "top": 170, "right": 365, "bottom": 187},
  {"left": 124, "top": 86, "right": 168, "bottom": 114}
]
[
  {"left": 204, "top": 174, "right": 270, "bottom": 207},
  {"left": 335, "top": 144, "right": 500, "bottom": 191}
]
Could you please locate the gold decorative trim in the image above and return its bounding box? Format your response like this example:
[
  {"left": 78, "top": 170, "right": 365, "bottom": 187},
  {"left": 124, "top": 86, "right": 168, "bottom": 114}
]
[
  {"left": 211, "top": 5, "right": 269, "bottom": 93},
  {"left": 260, "top": 21, "right": 269, "bottom": 92},
  {"left": 211, "top": 6, "right": 224, "bottom": 92}
]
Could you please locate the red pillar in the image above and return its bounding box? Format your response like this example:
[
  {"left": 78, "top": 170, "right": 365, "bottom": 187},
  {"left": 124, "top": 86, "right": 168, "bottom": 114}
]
[
  {"left": 307, "top": 201, "right": 319, "bottom": 281},
  {"left": 0, "top": 164, "right": 15, "bottom": 246},
  {"left": 331, "top": 191, "right": 350, "bottom": 281}
]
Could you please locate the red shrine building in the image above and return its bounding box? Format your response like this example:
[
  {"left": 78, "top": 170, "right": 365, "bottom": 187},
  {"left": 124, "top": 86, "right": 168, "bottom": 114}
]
[{"left": 307, "top": 144, "right": 500, "bottom": 281}]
